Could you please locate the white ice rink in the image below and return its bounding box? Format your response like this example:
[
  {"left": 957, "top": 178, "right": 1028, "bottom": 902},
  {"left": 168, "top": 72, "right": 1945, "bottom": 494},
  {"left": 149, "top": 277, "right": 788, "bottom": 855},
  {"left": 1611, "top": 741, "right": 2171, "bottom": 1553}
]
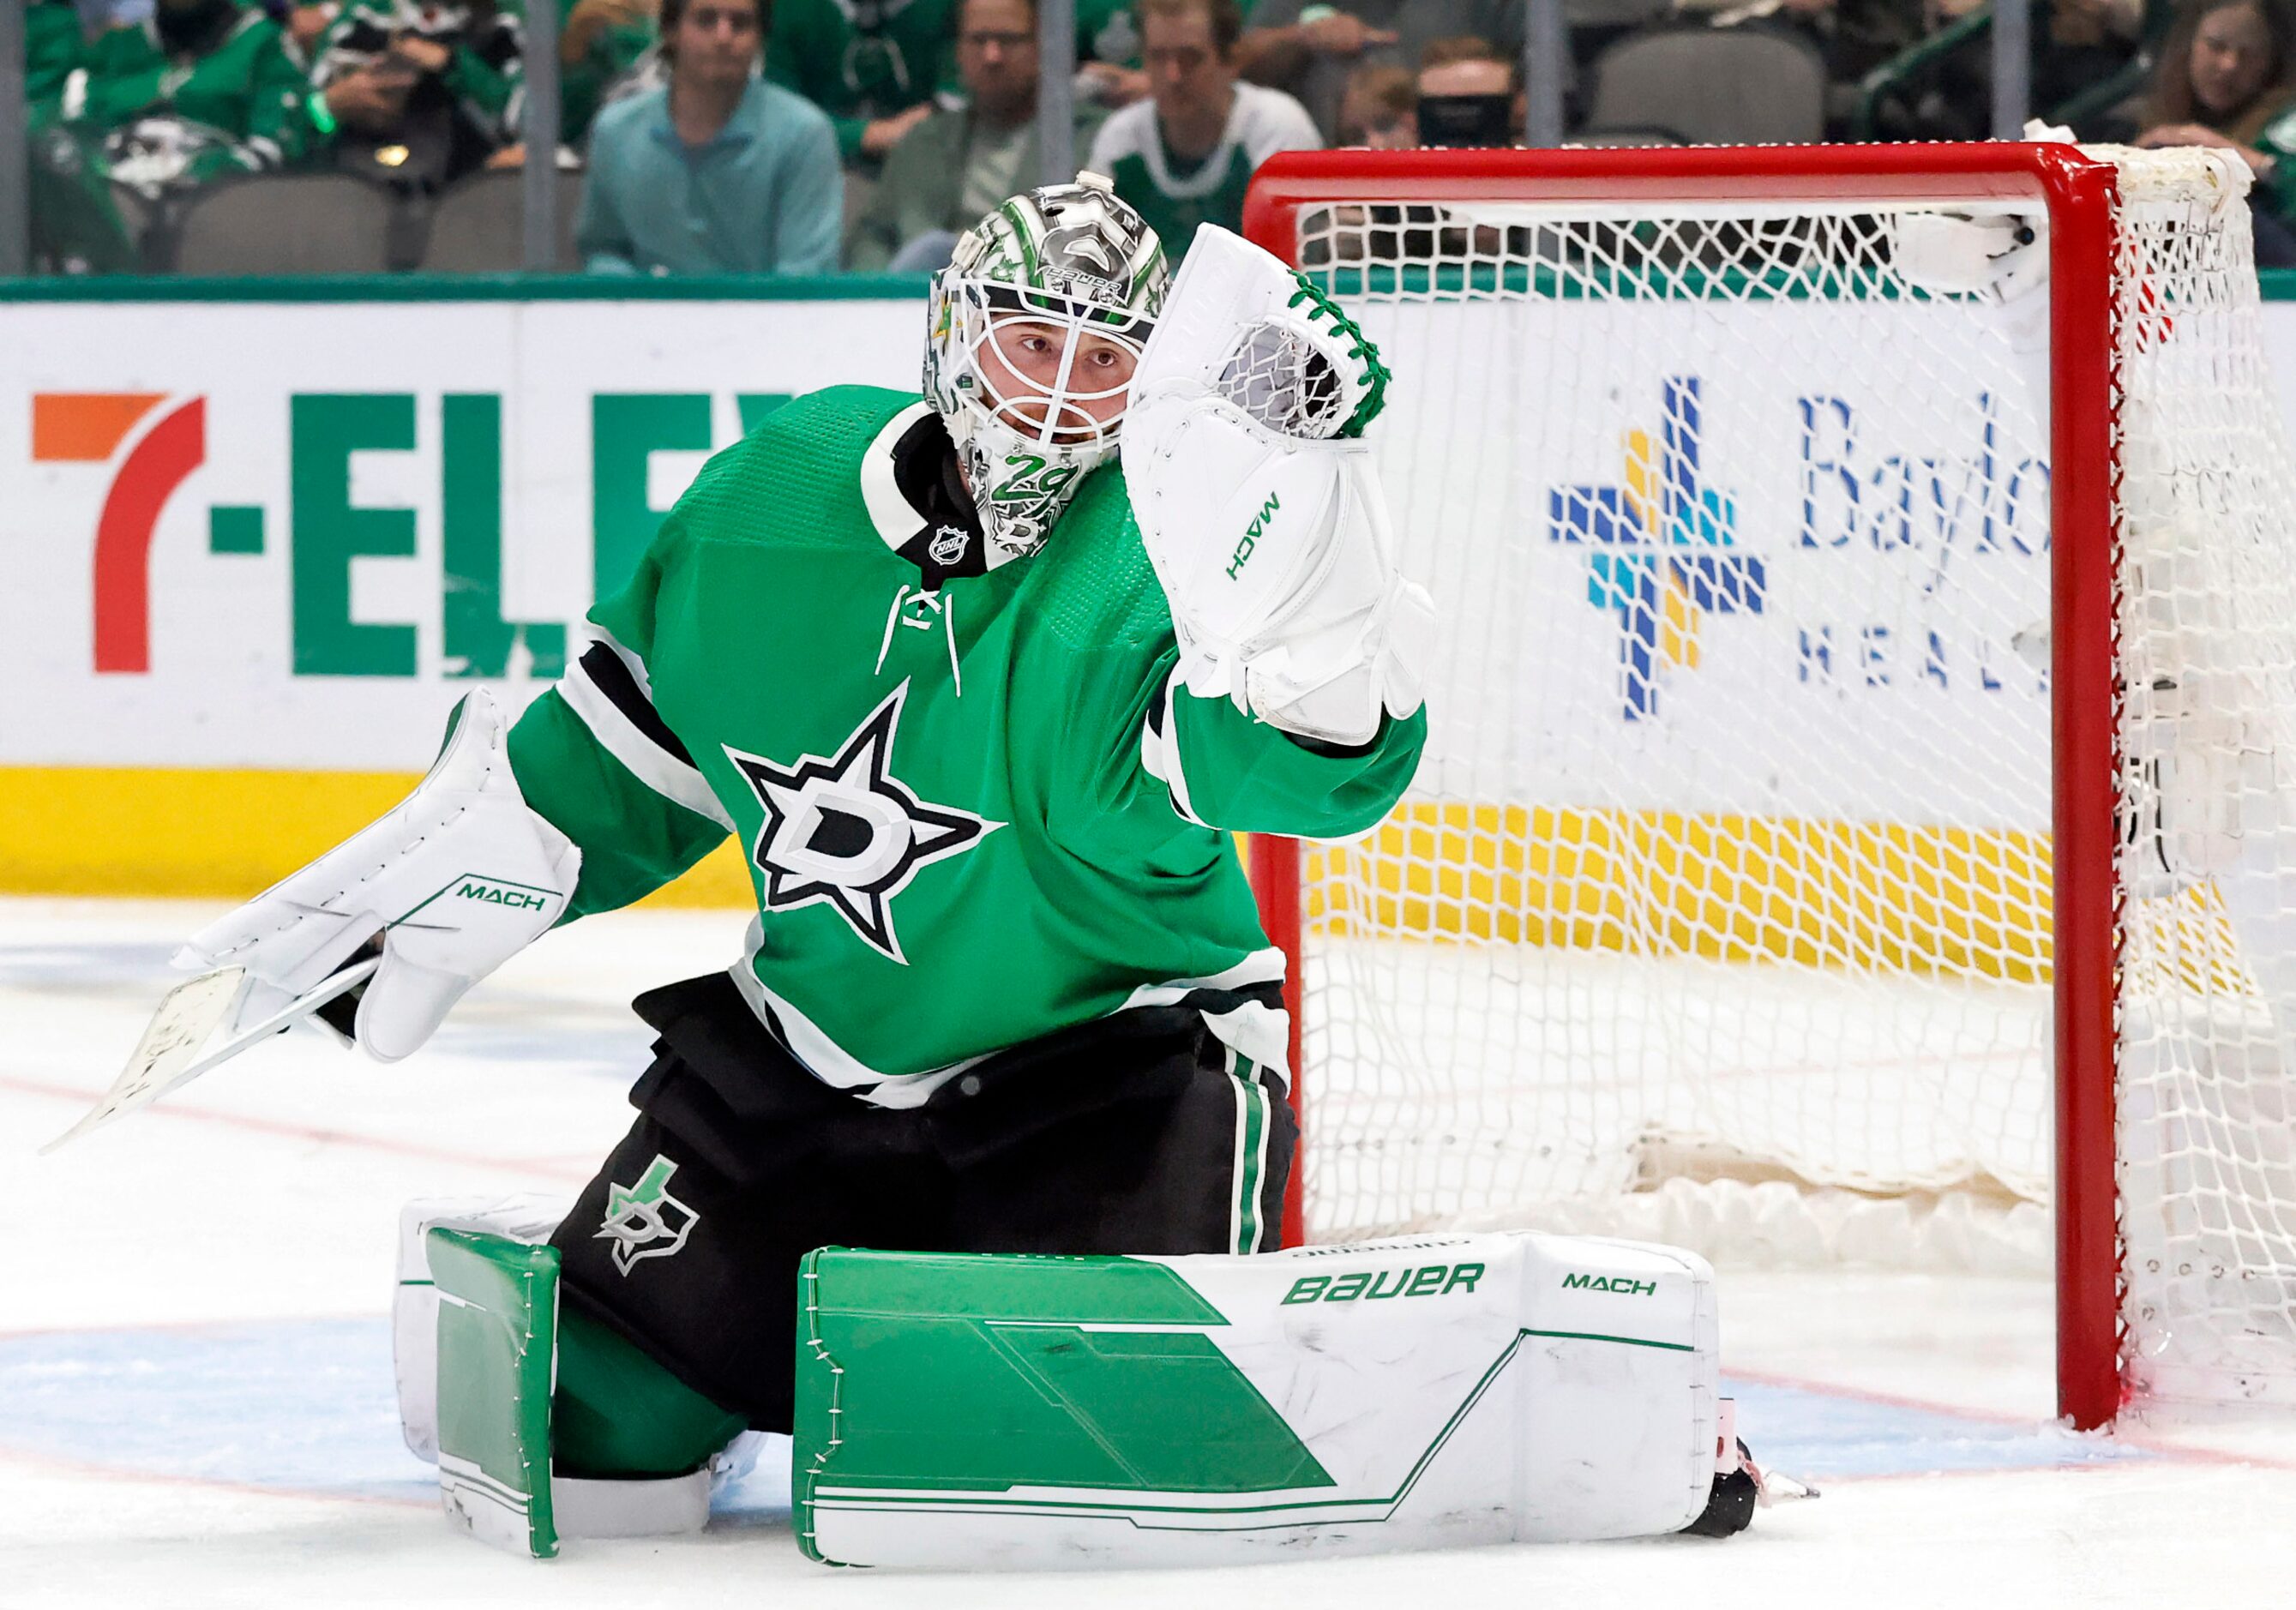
[{"left": 9, "top": 896, "right": 2296, "bottom": 1609}]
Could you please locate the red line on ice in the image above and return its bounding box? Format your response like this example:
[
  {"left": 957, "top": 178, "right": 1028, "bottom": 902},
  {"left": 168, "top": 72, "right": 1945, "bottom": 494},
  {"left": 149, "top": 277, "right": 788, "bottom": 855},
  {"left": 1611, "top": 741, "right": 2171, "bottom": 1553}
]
[
  {"left": 1727, "top": 1364, "right": 2296, "bottom": 1472},
  {"left": 4, "top": 1073, "right": 591, "bottom": 1182},
  {"left": 0, "top": 1441, "right": 435, "bottom": 1510}
]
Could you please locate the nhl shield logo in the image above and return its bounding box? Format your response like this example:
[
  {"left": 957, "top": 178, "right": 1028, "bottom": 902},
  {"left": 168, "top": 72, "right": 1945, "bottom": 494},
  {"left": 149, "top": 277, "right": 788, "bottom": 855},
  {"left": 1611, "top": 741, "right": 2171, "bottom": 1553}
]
[
  {"left": 929, "top": 525, "right": 971, "bottom": 566},
  {"left": 595, "top": 1155, "right": 699, "bottom": 1276}
]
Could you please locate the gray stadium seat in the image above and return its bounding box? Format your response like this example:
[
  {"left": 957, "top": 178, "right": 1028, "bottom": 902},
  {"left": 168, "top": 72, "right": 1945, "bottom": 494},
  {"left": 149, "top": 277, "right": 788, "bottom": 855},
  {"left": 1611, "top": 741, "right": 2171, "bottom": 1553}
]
[
  {"left": 844, "top": 171, "right": 877, "bottom": 248},
  {"left": 417, "top": 170, "right": 585, "bottom": 273},
  {"left": 170, "top": 174, "right": 399, "bottom": 275},
  {"left": 1566, "top": 0, "right": 1675, "bottom": 26},
  {"left": 1582, "top": 26, "right": 1829, "bottom": 147}
]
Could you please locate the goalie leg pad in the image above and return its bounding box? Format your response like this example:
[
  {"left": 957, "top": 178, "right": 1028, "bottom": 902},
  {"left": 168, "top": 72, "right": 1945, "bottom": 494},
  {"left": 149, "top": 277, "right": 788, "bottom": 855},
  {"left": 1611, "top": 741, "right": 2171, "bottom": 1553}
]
[
  {"left": 425, "top": 1226, "right": 724, "bottom": 1559},
  {"left": 395, "top": 1193, "right": 574, "bottom": 1463},
  {"left": 430, "top": 1229, "right": 563, "bottom": 1559},
  {"left": 794, "top": 1230, "right": 1720, "bottom": 1569}
]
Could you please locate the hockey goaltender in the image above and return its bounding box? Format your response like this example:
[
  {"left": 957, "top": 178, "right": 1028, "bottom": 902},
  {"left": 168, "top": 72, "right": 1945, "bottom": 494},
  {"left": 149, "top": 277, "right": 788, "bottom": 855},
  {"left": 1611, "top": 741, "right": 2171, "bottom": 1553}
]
[{"left": 117, "top": 177, "right": 1769, "bottom": 1565}]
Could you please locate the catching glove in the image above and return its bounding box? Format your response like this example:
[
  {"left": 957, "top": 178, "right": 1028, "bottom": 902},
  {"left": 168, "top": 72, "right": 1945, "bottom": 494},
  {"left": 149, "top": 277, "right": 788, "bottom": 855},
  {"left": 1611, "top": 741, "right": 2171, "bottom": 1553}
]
[{"left": 1124, "top": 225, "right": 1433, "bottom": 747}]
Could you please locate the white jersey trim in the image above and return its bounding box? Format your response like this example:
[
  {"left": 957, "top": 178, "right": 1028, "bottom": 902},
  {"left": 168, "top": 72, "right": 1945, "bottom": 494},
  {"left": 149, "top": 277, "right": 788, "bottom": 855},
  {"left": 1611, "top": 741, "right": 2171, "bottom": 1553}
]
[
  {"left": 728, "top": 924, "right": 1290, "bottom": 1103},
  {"left": 859, "top": 401, "right": 938, "bottom": 553},
  {"left": 592, "top": 624, "right": 657, "bottom": 702},
  {"left": 1116, "top": 946, "right": 1291, "bottom": 1089},
  {"left": 1139, "top": 662, "right": 1211, "bottom": 826},
  {"left": 729, "top": 920, "right": 989, "bottom": 1107}
]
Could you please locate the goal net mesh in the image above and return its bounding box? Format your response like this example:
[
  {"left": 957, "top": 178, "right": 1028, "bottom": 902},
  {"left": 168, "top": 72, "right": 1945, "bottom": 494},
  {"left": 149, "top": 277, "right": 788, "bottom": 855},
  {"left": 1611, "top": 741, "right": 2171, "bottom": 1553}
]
[{"left": 1286, "top": 147, "right": 2296, "bottom": 1404}]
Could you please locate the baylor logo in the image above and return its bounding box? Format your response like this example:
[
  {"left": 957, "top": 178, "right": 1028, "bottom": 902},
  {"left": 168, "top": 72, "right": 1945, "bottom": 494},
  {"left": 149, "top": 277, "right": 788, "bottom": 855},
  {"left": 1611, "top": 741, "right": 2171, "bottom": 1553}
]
[
  {"left": 595, "top": 1155, "right": 698, "bottom": 1276},
  {"left": 724, "top": 682, "right": 1003, "bottom": 964}
]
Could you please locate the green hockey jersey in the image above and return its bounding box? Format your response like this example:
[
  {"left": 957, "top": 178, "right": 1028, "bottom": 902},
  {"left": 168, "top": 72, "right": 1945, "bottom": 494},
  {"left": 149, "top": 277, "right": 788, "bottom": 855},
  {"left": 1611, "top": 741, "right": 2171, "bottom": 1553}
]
[
  {"left": 72, "top": 4, "right": 316, "bottom": 175},
  {"left": 507, "top": 386, "right": 1423, "bottom": 1106}
]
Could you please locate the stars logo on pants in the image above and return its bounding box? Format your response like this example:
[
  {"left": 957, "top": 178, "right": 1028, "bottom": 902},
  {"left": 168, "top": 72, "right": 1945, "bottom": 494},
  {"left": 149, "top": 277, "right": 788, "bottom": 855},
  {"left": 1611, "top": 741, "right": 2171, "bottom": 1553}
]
[
  {"left": 723, "top": 682, "right": 1001, "bottom": 964},
  {"left": 596, "top": 1154, "right": 698, "bottom": 1276}
]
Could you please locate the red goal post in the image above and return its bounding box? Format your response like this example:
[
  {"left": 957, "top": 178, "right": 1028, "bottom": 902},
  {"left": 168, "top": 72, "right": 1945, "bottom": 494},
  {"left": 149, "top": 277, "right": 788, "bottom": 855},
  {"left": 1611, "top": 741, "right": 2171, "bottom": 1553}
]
[{"left": 1241, "top": 144, "right": 2125, "bottom": 1429}]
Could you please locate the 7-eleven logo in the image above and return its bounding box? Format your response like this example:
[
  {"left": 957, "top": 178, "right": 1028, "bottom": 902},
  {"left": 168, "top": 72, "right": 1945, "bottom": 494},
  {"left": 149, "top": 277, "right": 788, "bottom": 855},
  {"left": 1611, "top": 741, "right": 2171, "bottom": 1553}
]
[{"left": 33, "top": 393, "right": 207, "bottom": 675}]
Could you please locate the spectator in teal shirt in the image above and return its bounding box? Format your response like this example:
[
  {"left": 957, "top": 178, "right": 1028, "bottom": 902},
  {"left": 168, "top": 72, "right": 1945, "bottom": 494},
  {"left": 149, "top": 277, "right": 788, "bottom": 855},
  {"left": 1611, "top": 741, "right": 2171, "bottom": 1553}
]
[{"left": 579, "top": 0, "right": 843, "bottom": 275}]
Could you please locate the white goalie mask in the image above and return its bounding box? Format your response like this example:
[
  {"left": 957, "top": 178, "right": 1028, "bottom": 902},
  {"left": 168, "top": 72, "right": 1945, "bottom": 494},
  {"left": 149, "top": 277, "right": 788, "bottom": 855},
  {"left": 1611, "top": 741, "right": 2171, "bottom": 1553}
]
[{"left": 924, "top": 173, "right": 1169, "bottom": 561}]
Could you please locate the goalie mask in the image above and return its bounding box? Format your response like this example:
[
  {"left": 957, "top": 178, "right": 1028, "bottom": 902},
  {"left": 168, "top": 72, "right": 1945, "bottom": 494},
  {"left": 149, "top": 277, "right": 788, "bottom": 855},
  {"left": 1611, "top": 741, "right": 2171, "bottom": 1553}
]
[{"left": 925, "top": 174, "right": 1169, "bottom": 562}]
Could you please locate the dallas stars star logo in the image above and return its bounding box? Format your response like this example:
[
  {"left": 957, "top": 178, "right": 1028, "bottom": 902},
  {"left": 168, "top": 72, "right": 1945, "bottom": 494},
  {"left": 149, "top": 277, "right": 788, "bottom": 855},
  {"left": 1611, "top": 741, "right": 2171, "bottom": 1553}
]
[{"left": 723, "top": 682, "right": 1001, "bottom": 964}]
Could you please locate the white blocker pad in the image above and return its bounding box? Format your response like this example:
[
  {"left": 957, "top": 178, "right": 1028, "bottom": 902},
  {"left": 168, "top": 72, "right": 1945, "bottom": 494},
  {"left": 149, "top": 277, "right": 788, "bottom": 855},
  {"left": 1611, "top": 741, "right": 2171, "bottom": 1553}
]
[
  {"left": 394, "top": 1194, "right": 572, "bottom": 1463},
  {"left": 794, "top": 1229, "right": 1720, "bottom": 1569}
]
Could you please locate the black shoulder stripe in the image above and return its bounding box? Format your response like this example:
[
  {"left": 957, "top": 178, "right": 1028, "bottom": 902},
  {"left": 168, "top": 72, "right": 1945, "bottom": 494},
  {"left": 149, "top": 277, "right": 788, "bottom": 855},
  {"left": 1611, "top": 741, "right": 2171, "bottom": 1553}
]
[
  {"left": 1146, "top": 680, "right": 1169, "bottom": 738},
  {"left": 579, "top": 643, "right": 697, "bottom": 767},
  {"left": 1165, "top": 982, "right": 1285, "bottom": 1018}
]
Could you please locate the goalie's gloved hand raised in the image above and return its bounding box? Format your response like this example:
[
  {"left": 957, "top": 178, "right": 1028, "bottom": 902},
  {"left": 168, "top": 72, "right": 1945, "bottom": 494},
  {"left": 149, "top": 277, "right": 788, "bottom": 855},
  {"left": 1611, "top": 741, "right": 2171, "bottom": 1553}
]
[
  {"left": 1123, "top": 225, "right": 1433, "bottom": 748},
  {"left": 176, "top": 689, "right": 581, "bottom": 1063}
]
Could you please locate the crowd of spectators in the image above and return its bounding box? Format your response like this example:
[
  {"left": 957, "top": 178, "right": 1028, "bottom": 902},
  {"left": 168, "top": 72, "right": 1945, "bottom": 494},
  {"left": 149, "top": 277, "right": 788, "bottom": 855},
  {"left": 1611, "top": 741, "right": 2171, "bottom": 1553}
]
[{"left": 18, "top": 0, "right": 2296, "bottom": 275}]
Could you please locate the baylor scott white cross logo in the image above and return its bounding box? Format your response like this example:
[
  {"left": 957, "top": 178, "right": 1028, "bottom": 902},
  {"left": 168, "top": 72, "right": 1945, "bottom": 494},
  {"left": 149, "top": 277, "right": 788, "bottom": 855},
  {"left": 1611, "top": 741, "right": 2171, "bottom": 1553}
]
[{"left": 723, "top": 682, "right": 1001, "bottom": 964}]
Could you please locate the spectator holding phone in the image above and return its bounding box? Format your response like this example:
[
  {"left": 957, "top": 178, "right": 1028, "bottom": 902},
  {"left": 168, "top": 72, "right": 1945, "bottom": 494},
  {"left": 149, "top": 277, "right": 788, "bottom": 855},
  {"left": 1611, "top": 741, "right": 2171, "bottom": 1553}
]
[
  {"left": 304, "top": 1, "right": 526, "bottom": 189},
  {"left": 1413, "top": 33, "right": 1518, "bottom": 147},
  {"left": 1235, "top": 0, "right": 1523, "bottom": 142}
]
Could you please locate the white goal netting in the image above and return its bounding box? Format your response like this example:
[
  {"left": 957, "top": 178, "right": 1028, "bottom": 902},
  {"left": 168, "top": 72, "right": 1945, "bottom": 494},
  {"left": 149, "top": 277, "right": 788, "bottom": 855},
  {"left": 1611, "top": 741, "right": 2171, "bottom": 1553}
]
[{"left": 1285, "top": 147, "right": 2296, "bottom": 1405}]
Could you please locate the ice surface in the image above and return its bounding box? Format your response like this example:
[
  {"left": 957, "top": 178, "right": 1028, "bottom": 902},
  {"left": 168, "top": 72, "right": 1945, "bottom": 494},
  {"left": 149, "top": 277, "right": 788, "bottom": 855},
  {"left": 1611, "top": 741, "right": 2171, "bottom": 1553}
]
[{"left": 8, "top": 898, "right": 2296, "bottom": 1608}]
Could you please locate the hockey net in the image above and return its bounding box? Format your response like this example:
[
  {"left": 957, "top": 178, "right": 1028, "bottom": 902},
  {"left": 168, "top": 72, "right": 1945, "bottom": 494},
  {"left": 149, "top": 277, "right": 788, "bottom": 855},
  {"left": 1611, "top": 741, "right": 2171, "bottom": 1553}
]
[{"left": 1243, "top": 144, "right": 2296, "bottom": 1422}]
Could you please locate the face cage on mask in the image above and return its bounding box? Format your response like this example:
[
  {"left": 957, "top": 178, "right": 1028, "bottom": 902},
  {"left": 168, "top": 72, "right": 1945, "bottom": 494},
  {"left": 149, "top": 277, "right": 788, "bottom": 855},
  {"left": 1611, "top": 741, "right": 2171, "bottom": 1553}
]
[{"left": 944, "top": 279, "right": 1157, "bottom": 460}]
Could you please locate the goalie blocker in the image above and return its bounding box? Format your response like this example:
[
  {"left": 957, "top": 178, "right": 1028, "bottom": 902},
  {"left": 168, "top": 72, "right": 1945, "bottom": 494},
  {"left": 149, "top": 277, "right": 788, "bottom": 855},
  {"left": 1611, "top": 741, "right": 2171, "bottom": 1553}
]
[{"left": 405, "top": 1215, "right": 1752, "bottom": 1563}]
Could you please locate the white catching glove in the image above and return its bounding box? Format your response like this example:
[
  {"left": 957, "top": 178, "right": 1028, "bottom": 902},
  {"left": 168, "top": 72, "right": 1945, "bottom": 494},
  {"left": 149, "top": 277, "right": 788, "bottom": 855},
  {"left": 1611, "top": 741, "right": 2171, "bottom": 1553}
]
[
  {"left": 1124, "top": 225, "right": 1434, "bottom": 747},
  {"left": 177, "top": 689, "right": 581, "bottom": 1063},
  {"left": 1884, "top": 123, "right": 2064, "bottom": 312},
  {"left": 1890, "top": 209, "right": 2048, "bottom": 300}
]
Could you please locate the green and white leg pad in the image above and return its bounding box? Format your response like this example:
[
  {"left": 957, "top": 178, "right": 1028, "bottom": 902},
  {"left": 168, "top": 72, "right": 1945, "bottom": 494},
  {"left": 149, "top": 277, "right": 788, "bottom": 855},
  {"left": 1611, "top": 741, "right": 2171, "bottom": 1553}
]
[
  {"left": 394, "top": 1194, "right": 571, "bottom": 1464},
  {"left": 428, "top": 1229, "right": 566, "bottom": 1556},
  {"left": 796, "top": 1230, "right": 1722, "bottom": 1568},
  {"left": 424, "top": 1226, "right": 712, "bottom": 1558}
]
